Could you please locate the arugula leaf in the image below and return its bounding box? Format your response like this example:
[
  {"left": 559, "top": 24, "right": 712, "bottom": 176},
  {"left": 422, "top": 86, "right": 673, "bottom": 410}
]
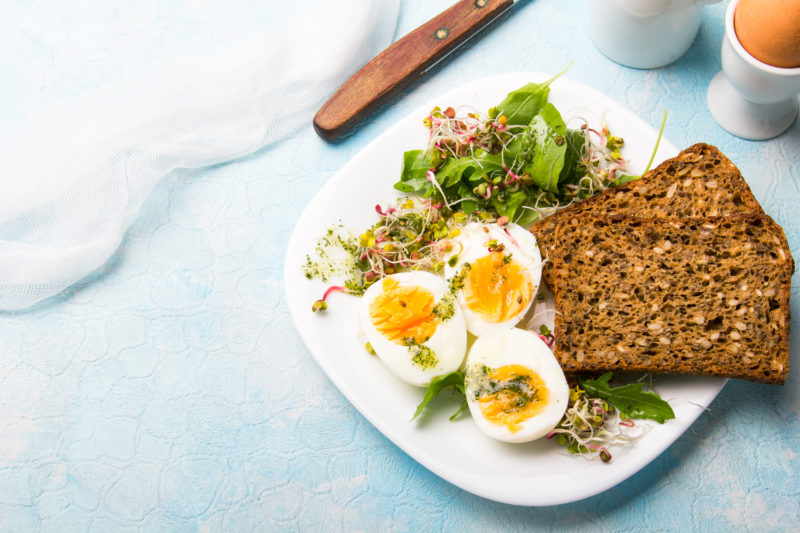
[
  {"left": 412, "top": 371, "right": 467, "bottom": 421},
  {"left": 494, "top": 66, "right": 569, "bottom": 126},
  {"left": 579, "top": 373, "right": 675, "bottom": 423},
  {"left": 512, "top": 206, "right": 541, "bottom": 228},
  {"left": 457, "top": 182, "right": 478, "bottom": 213},
  {"left": 435, "top": 149, "right": 505, "bottom": 189},
  {"left": 494, "top": 82, "right": 550, "bottom": 127},
  {"left": 525, "top": 103, "right": 568, "bottom": 193},
  {"left": 394, "top": 150, "right": 434, "bottom": 194},
  {"left": 491, "top": 189, "right": 529, "bottom": 220},
  {"left": 401, "top": 150, "right": 432, "bottom": 180},
  {"left": 558, "top": 129, "right": 586, "bottom": 186}
]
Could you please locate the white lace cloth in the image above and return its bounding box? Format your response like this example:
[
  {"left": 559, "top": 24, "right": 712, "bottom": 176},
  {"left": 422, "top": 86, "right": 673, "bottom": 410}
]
[{"left": 0, "top": 0, "right": 399, "bottom": 310}]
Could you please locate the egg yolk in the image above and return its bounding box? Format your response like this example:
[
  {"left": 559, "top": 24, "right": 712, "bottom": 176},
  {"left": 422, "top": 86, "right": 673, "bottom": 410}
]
[
  {"left": 476, "top": 364, "right": 549, "bottom": 433},
  {"left": 462, "top": 253, "right": 532, "bottom": 323},
  {"left": 369, "top": 278, "right": 440, "bottom": 345}
]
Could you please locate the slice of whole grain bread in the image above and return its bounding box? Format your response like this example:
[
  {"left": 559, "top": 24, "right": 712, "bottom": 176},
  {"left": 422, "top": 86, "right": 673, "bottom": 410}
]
[
  {"left": 551, "top": 213, "right": 793, "bottom": 384},
  {"left": 532, "top": 143, "right": 764, "bottom": 289}
]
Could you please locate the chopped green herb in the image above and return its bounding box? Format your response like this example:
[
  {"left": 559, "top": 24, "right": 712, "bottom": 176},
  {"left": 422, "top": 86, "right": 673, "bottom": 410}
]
[
  {"left": 410, "top": 345, "right": 438, "bottom": 369},
  {"left": 432, "top": 293, "right": 456, "bottom": 321},
  {"left": 447, "top": 263, "right": 471, "bottom": 293},
  {"left": 472, "top": 368, "right": 538, "bottom": 414}
]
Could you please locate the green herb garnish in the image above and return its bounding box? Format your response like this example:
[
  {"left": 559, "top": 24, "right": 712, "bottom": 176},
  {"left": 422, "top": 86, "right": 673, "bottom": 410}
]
[
  {"left": 393, "top": 68, "right": 631, "bottom": 227},
  {"left": 579, "top": 373, "right": 675, "bottom": 423},
  {"left": 493, "top": 66, "right": 569, "bottom": 125},
  {"left": 410, "top": 344, "right": 438, "bottom": 370},
  {"left": 412, "top": 371, "right": 468, "bottom": 421},
  {"left": 547, "top": 373, "right": 674, "bottom": 462}
]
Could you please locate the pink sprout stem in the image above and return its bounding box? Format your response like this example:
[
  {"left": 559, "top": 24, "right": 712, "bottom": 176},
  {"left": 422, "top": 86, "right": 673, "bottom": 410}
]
[
  {"left": 503, "top": 227, "right": 520, "bottom": 249},
  {"left": 321, "top": 285, "right": 346, "bottom": 301},
  {"left": 375, "top": 204, "right": 396, "bottom": 217},
  {"left": 584, "top": 125, "right": 605, "bottom": 146},
  {"left": 537, "top": 334, "right": 555, "bottom": 348},
  {"left": 503, "top": 166, "right": 521, "bottom": 185}
]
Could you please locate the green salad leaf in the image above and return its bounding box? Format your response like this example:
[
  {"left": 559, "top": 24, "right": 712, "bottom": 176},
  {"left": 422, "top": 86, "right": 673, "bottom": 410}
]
[
  {"left": 393, "top": 98, "right": 585, "bottom": 223},
  {"left": 525, "top": 102, "right": 568, "bottom": 192},
  {"left": 578, "top": 373, "right": 675, "bottom": 423},
  {"left": 436, "top": 149, "right": 506, "bottom": 189},
  {"left": 394, "top": 150, "right": 433, "bottom": 193},
  {"left": 412, "top": 371, "right": 468, "bottom": 421},
  {"left": 494, "top": 66, "right": 569, "bottom": 126},
  {"left": 494, "top": 81, "right": 550, "bottom": 127},
  {"left": 392, "top": 67, "right": 644, "bottom": 228}
]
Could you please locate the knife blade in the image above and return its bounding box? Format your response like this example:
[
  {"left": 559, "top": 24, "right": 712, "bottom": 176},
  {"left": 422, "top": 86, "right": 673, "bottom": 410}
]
[{"left": 313, "top": 0, "right": 518, "bottom": 141}]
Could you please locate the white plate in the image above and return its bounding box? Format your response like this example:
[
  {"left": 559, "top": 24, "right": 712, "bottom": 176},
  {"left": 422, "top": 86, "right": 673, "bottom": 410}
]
[{"left": 284, "top": 72, "right": 725, "bottom": 506}]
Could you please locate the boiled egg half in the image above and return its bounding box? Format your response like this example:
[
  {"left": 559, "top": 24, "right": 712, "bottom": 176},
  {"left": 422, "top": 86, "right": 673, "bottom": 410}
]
[
  {"left": 444, "top": 222, "right": 542, "bottom": 337},
  {"left": 465, "top": 328, "right": 568, "bottom": 443},
  {"left": 359, "top": 271, "right": 467, "bottom": 387}
]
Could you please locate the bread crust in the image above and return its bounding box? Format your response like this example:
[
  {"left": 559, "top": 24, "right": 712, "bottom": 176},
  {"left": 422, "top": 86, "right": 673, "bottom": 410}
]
[
  {"left": 551, "top": 213, "right": 792, "bottom": 384},
  {"left": 532, "top": 143, "right": 764, "bottom": 289}
]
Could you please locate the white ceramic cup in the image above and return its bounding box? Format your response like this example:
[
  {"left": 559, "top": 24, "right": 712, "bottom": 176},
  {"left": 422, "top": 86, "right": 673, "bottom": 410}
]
[
  {"left": 706, "top": 0, "right": 800, "bottom": 140},
  {"left": 589, "top": 0, "right": 722, "bottom": 69}
]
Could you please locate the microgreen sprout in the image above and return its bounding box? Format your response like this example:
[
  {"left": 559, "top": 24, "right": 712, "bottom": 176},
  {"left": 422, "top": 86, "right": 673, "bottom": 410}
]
[
  {"left": 546, "top": 382, "right": 648, "bottom": 463},
  {"left": 424, "top": 105, "right": 510, "bottom": 160},
  {"left": 312, "top": 285, "right": 352, "bottom": 312},
  {"left": 356, "top": 198, "right": 454, "bottom": 279},
  {"left": 311, "top": 198, "right": 492, "bottom": 307},
  {"left": 537, "top": 334, "right": 555, "bottom": 350},
  {"left": 486, "top": 239, "right": 504, "bottom": 253}
]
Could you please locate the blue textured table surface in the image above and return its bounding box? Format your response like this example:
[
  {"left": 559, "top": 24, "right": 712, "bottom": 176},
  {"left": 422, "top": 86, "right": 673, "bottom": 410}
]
[{"left": 1, "top": 1, "right": 798, "bottom": 531}]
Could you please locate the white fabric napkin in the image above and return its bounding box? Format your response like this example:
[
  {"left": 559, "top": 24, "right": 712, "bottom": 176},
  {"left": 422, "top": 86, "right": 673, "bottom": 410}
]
[{"left": 0, "top": 0, "right": 400, "bottom": 310}]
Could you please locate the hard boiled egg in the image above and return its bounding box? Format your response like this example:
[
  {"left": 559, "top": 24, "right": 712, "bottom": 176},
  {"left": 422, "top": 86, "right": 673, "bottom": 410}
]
[
  {"left": 359, "top": 271, "right": 467, "bottom": 387},
  {"left": 444, "top": 222, "right": 542, "bottom": 337},
  {"left": 735, "top": 0, "right": 800, "bottom": 68},
  {"left": 464, "top": 328, "right": 568, "bottom": 443}
]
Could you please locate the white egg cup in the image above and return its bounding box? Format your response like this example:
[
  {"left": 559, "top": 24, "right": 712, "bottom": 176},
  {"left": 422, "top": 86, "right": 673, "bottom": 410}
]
[{"left": 707, "top": 0, "right": 800, "bottom": 140}]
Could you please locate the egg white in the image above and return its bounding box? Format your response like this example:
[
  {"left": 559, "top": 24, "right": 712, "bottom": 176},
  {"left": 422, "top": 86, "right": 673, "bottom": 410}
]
[
  {"left": 444, "top": 222, "right": 542, "bottom": 337},
  {"left": 359, "top": 271, "right": 467, "bottom": 387},
  {"left": 464, "top": 328, "right": 568, "bottom": 443}
]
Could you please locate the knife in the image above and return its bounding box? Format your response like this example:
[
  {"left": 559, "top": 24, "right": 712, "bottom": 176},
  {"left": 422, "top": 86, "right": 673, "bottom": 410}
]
[{"left": 313, "top": 0, "right": 518, "bottom": 141}]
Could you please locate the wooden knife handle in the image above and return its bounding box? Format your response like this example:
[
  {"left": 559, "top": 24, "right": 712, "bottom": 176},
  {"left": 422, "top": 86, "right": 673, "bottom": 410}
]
[{"left": 313, "top": 0, "right": 515, "bottom": 141}]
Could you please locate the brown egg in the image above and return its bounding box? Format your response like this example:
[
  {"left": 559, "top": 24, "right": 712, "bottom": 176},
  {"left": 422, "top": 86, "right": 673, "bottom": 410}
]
[{"left": 735, "top": 0, "right": 800, "bottom": 68}]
